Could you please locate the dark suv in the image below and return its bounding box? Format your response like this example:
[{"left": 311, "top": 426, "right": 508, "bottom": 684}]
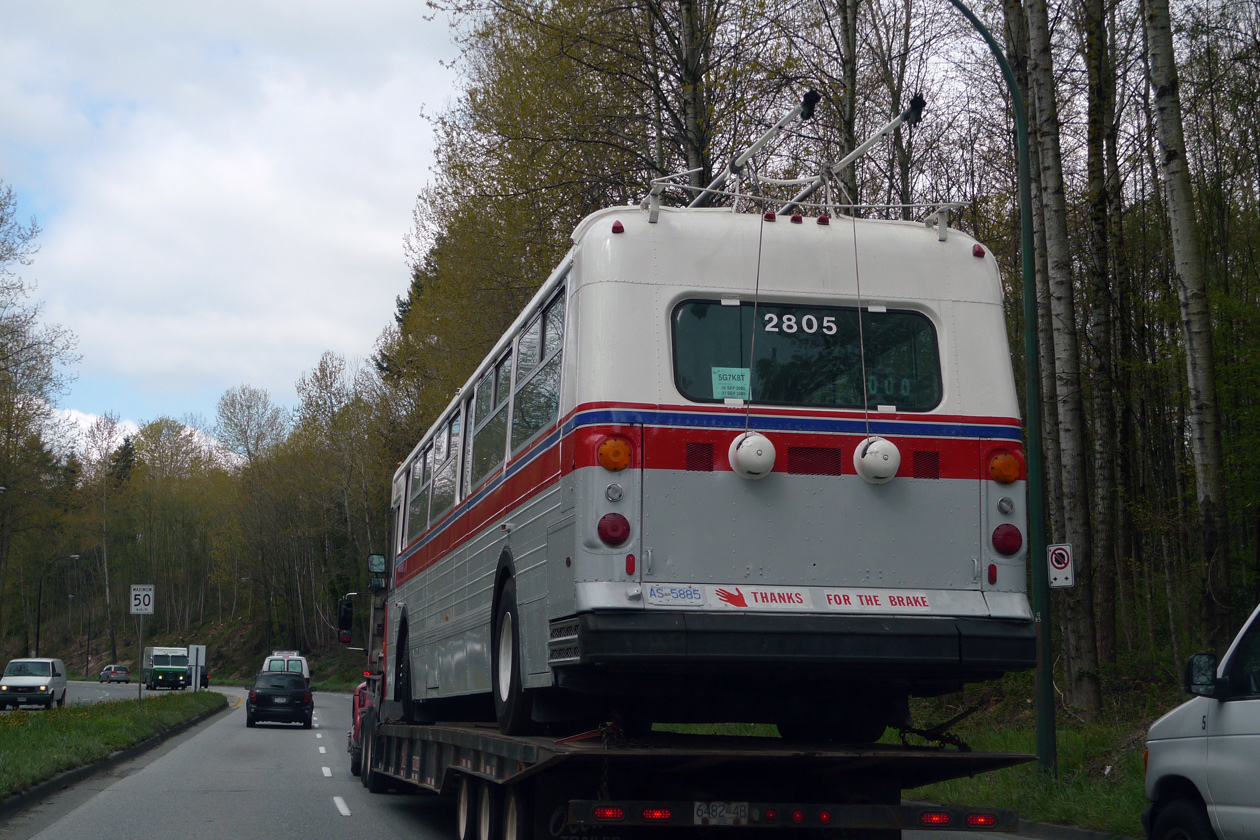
[{"left": 246, "top": 672, "right": 313, "bottom": 728}]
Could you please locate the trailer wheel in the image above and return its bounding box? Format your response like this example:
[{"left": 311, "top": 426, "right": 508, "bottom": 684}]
[
  {"left": 456, "top": 776, "right": 477, "bottom": 840},
  {"left": 349, "top": 744, "right": 362, "bottom": 777},
  {"left": 504, "top": 784, "right": 532, "bottom": 840},
  {"left": 361, "top": 709, "right": 390, "bottom": 794},
  {"left": 477, "top": 780, "right": 503, "bottom": 840},
  {"left": 493, "top": 578, "right": 535, "bottom": 735}
]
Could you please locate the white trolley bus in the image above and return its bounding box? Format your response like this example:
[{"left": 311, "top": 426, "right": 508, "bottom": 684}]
[{"left": 383, "top": 104, "right": 1035, "bottom": 740}]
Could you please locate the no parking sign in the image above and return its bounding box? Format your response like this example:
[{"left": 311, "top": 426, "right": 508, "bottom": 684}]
[{"left": 1048, "top": 544, "right": 1074, "bottom": 588}]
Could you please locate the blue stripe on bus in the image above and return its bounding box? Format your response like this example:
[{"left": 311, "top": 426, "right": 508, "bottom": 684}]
[{"left": 562, "top": 408, "right": 1025, "bottom": 441}]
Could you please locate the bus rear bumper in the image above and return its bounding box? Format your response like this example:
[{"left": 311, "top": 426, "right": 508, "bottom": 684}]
[{"left": 549, "top": 611, "right": 1035, "bottom": 691}]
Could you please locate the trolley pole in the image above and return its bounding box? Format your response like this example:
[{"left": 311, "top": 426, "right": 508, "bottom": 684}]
[{"left": 945, "top": 0, "right": 1056, "bottom": 775}]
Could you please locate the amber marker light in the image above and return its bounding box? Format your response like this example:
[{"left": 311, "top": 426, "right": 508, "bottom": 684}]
[
  {"left": 598, "top": 437, "right": 632, "bottom": 471},
  {"left": 989, "top": 451, "right": 1022, "bottom": 484}
]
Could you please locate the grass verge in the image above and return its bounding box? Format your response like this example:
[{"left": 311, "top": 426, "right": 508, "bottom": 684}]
[{"left": 0, "top": 691, "right": 226, "bottom": 802}]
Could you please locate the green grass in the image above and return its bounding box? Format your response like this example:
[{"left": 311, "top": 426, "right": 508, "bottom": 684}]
[{"left": 0, "top": 691, "right": 226, "bottom": 801}]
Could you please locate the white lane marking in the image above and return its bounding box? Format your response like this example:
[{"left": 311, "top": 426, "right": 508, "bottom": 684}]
[
  {"left": 334, "top": 796, "right": 351, "bottom": 817},
  {"left": 319, "top": 746, "right": 326, "bottom": 754},
  {"left": 322, "top": 767, "right": 332, "bottom": 777},
  {"left": 316, "top": 733, "right": 322, "bottom": 739}
]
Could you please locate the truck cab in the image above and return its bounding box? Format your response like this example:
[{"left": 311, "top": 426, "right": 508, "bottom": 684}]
[{"left": 1144, "top": 602, "right": 1260, "bottom": 840}]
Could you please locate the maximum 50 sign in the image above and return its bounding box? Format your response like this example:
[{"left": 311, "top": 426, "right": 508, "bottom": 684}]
[{"left": 130, "top": 585, "right": 155, "bottom": 615}]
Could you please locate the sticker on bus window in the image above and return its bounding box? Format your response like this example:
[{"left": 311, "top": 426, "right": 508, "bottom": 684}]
[{"left": 711, "top": 367, "right": 750, "bottom": 400}]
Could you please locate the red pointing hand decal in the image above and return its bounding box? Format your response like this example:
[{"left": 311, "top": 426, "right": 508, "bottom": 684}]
[{"left": 715, "top": 587, "right": 747, "bottom": 607}]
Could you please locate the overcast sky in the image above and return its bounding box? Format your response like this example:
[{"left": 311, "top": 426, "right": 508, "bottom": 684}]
[{"left": 1, "top": 2, "right": 459, "bottom": 434}]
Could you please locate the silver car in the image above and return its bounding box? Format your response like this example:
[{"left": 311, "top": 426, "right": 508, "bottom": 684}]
[{"left": 99, "top": 664, "right": 131, "bottom": 683}]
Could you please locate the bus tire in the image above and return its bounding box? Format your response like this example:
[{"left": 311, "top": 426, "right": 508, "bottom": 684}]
[
  {"left": 456, "top": 775, "right": 477, "bottom": 840},
  {"left": 493, "top": 578, "right": 535, "bottom": 735},
  {"left": 477, "top": 780, "right": 502, "bottom": 840}
]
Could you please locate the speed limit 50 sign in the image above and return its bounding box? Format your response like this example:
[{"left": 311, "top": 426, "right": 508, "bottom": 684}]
[
  {"left": 130, "top": 584, "right": 155, "bottom": 615},
  {"left": 1047, "top": 544, "right": 1074, "bottom": 589}
]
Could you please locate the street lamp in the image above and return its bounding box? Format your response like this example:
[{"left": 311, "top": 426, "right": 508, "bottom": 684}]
[{"left": 35, "top": 554, "right": 80, "bottom": 657}]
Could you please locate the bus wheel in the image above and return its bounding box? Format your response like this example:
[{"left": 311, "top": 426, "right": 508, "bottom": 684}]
[
  {"left": 477, "top": 780, "right": 502, "bottom": 840},
  {"left": 493, "top": 578, "right": 535, "bottom": 735},
  {"left": 456, "top": 775, "right": 477, "bottom": 840}
]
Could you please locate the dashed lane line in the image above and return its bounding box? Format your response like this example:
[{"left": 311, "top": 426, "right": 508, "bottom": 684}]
[
  {"left": 334, "top": 796, "right": 351, "bottom": 816},
  {"left": 322, "top": 767, "right": 332, "bottom": 777}
]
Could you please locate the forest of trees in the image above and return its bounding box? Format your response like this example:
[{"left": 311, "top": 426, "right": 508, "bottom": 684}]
[{"left": 2, "top": 0, "right": 1259, "bottom": 718}]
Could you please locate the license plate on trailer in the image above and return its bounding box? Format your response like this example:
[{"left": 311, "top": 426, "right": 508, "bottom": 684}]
[{"left": 694, "top": 802, "right": 749, "bottom": 825}]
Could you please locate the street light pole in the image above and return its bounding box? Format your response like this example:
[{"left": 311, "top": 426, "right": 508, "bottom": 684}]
[
  {"left": 944, "top": 0, "right": 1054, "bottom": 775},
  {"left": 35, "top": 554, "right": 81, "bottom": 658}
]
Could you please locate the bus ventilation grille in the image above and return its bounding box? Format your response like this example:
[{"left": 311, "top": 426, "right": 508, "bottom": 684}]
[
  {"left": 787, "top": 446, "right": 845, "bottom": 475},
  {"left": 686, "top": 443, "right": 715, "bottom": 471},
  {"left": 913, "top": 451, "right": 941, "bottom": 479}
]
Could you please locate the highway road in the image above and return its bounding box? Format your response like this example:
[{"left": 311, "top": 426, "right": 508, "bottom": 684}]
[
  {"left": 0, "top": 688, "right": 1030, "bottom": 840},
  {"left": 0, "top": 687, "right": 453, "bottom": 840}
]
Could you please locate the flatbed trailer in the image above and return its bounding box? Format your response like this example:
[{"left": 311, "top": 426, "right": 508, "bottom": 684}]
[{"left": 357, "top": 706, "right": 1032, "bottom": 840}]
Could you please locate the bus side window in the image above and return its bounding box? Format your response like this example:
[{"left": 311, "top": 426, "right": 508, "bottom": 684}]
[
  {"left": 431, "top": 412, "right": 461, "bottom": 519},
  {"left": 512, "top": 293, "right": 565, "bottom": 451},
  {"left": 471, "top": 360, "right": 510, "bottom": 489},
  {"left": 407, "top": 447, "right": 432, "bottom": 543}
]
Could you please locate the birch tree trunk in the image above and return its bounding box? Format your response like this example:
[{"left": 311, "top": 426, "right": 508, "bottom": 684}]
[
  {"left": 1025, "top": 0, "right": 1102, "bottom": 714},
  {"left": 1143, "top": 0, "right": 1233, "bottom": 652}
]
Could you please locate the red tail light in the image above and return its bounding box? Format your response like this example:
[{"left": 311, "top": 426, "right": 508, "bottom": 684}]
[
  {"left": 988, "top": 563, "right": 998, "bottom": 584},
  {"left": 920, "top": 812, "right": 953, "bottom": 826},
  {"left": 593, "top": 807, "right": 625, "bottom": 821},
  {"left": 249, "top": 689, "right": 257, "bottom": 702},
  {"left": 818, "top": 810, "right": 832, "bottom": 824},
  {"left": 641, "top": 809, "right": 673, "bottom": 821},
  {"left": 598, "top": 513, "right": 631, "bottom": 546},
  {"left": 791, "top": 810, "right": 805, "bottom": 824},
  {"left": 991, "top": 524, "right": 1023, "bottom": 556},
  {"left": 967, "top": 814, "right": 998, "bottom": 827},
  {"left": 304, "top": 691, "right": 312, "bottom": 703}
]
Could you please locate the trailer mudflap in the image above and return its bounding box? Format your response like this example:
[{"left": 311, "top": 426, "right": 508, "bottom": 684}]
[{"left": 568, "top": 801, "right": 1019, "bottom": 832}]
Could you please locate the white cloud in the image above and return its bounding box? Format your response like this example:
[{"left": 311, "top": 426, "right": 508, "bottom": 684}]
[{"left": 1, "top": 1, "right": 458, "bottom": 424}]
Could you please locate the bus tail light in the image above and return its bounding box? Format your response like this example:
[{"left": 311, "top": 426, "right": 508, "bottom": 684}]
[
  {"left": 598, "top": 437, "right": 633, "bottom": 471},
  {"left": 598, "top": 514, "right": 631, "bottom": 547},
  {"left": 988, "top": 563, "right": 998, "bottom": 584},
  {"left": 988, "top": 451, "right": 1022, "bottom": 484},
  {"left": 991, "top": 524, "right": 1023, "bottom": 556}
]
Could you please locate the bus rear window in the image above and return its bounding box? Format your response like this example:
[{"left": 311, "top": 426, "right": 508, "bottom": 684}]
[{"left": 671, "top": 300, "right": 942, "bottom": 411}]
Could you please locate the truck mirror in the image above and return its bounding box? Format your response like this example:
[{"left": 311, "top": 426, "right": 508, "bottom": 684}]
[
  {"left": 1183, "top": 652, "right": 1219, "bottom": 697},
  {"left": 367, "top": 553, "right": 387, "bottom": 574},
  {"left": 337, "top": 598, "right": 354, "bottom": 645}
]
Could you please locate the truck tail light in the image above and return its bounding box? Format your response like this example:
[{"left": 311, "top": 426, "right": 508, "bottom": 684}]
[
  {"left": 593, "top": 806, "right": 625, "bottom": 821},
  {"left": 642, "top": 808, "right": 673, "bottom": 821},
  {"left": 598, "top": 513, "right": 631, "bottom": 547},
  {"left": 967, "top": 814, "right": 998, "bottom": 827},
  {"left": 991, "top": 524, "right": 1023, "bottom": 556},
  {"left": 920, "top": 812, "right": 952, "bottom": 826}
]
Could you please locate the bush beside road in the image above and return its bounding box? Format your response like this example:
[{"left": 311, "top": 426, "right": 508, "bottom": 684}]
[{"left": 0, "top": 690, "right": 226, "bottom": 802}]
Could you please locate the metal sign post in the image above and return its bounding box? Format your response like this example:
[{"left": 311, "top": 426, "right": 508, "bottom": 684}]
[{"left": 130, "top": 585, "right": 154, "bottom": 700}]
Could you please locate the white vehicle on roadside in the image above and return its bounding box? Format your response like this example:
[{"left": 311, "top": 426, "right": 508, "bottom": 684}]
[
  {"left": 1144, "top": 601, "right": 1260, "bottom": 840},
  {"left": 0, "top": 658, "right": 69, "bottom": 709}
]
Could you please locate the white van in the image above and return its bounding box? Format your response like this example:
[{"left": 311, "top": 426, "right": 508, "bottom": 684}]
[
  {"left": 261, "top": 650, "right": 309, "bottom": 685},
  {"left": 1144, "top": 602, "right": 1260, "bottom": 840},
  {"left": 0, "top": 658, "right": 69, "bottom": 709}
]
